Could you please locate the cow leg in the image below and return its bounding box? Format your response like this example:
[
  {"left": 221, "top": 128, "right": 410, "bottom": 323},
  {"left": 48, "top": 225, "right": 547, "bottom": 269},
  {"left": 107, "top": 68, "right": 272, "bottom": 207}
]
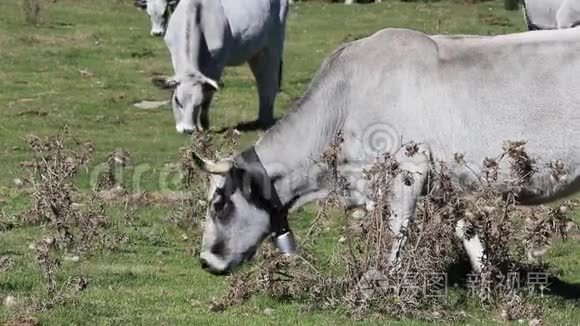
[
  {"left": 198, "top": 94, "right": 214, "bottom": 131},
  {"left": 386, "top": 145, "right": 430, "bottom": 268},
  {"left": 455, "top": 219, "right": 484, "bottom": 273},
  {"left": 248, "top": 48, "right": 280, "bottom": 128}
]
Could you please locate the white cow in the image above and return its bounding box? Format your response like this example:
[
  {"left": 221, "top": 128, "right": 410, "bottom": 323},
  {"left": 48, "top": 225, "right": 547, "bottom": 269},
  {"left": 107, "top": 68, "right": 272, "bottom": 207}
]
[
  {"left": 193, "top": 27, "right": 579, "bottom": 275},
  {"left": 523, "top": 0, "right": 580, "bottom": 29},
  {"left": 156, "top": 0, "right": 289, "bottom": 133}
]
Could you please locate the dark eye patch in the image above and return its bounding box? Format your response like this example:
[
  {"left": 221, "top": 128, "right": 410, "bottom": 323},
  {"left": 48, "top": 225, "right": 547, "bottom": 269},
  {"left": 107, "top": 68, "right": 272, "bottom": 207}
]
[
  {"left": 134, "top": 0, "right": 147, "bottom": 9},
  {"left": 211, "top": 189, "right": 234, "bottom": 223},
  {"left": 173, "top": 94, "right": 183, "bottom": 109},
  {"left": 208, "top": 167, "right": 270, "bottom": 223},
  {"left": 212, "top": 195, "right": 225, "bottom": 212}
]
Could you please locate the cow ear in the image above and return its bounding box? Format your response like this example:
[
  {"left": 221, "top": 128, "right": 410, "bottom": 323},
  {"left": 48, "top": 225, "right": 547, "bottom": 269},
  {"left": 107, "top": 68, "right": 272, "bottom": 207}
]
[
  {"left": 188, "top": 72, "right": 219, "bottom": 91},
  {"left": 168, "top": 0, "right": 179, "bottom": 10},
  {"left": 202, "top": 76, "right": 219, "bottom": 92},
  {"left": 198, "top": 0, "right": 227, "bottom": 55},
  {"left": 134, "top": 0, "right": 147, "bottom": 9},
  {"left": 152, "top": 76, "right": 179, "bottom": 90}
]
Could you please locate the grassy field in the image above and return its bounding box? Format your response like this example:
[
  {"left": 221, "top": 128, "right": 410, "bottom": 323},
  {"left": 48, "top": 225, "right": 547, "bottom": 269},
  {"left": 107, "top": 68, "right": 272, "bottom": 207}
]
[{"left": 0, "top": 0, "right": 579, "bottom": 324}]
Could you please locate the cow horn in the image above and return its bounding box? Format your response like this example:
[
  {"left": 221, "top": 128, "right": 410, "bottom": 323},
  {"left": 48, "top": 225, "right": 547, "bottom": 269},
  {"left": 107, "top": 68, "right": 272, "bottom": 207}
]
[
  {"left": 152, "top": 76, "right": 178, "bottom": 90},
  {"left": 202, "top": 77, "right": 220, "bottom": 91},
  {"left": 134, "top": 0, "right": 147, "bottom": 9},
  {"left": 191, "top": 152, "right": 233, "bottom": 174}
]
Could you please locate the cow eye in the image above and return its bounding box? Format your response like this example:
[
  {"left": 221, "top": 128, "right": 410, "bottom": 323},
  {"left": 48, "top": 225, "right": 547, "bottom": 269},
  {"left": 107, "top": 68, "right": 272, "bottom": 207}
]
[{"left": 213, "top": 199, "right": 225, "bottom": 212}]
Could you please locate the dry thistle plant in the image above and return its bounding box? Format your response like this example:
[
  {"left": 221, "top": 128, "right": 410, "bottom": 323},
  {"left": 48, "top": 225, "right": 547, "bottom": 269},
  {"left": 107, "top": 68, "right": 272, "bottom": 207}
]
[
  {"left": 425, "top": 141, "right": 574, "bottom": 321},
  {"left": 13, "top": 128, "right": 127, "bottom": 314},
  {"left": 4, "top": 235, "right": 90, "bottom": 318},
  {"left": 35, "top": 238, "right": 61, "bottom": 297},
  {"left": 21, "top": 129, "right": 126, "bottom": 253},
  {"left": 22, "top": 0, "right": 45, "bottom": 25},
  {"left": 22, "top": 128, "right": 94, "bottom": 247},
  {"left": 1, "top": 210, "right": 19, "bottom": 232},
  {"left": 96, "top": 149, "right": 131, "bottom": 191},
  {"left": 0, "top": 255, "right": 16, "bottom": 273}
]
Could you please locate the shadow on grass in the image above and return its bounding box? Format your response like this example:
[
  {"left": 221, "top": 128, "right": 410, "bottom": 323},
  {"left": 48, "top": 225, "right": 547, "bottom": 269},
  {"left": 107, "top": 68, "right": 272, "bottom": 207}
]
[
  {"left": 216, "top": 118, "right": 279, "bottom": 133},
  {"left": 548, "top": 278, "right": 580, "bottom": 300}
]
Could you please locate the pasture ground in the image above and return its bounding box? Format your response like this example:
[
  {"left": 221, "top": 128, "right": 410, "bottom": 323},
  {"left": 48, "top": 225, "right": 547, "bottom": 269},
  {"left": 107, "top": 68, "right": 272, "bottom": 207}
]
[{"left": 0, "top": 0, "right": 579, "bottom": 324}]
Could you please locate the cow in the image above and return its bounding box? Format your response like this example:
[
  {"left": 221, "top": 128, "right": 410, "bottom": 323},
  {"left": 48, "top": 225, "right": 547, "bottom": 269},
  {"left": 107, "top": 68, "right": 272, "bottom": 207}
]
[
  {"left": 191, "top": 27, "right": 580, "bottom": 275},
  {"left": 523, "top": 0, "right": 580, "bottom": 30},
  {"left": 135, "top": 0, "right": 180, "bottom": 37},
  {"left": 154, "top": 0, "right": 289, "bottom": 134}
]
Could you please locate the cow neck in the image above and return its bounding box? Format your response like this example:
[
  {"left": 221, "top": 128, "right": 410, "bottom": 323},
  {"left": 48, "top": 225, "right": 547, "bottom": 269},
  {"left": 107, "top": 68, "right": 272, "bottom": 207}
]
[{"left": 234, "top": 147, "right": 290, "bottom": 238}]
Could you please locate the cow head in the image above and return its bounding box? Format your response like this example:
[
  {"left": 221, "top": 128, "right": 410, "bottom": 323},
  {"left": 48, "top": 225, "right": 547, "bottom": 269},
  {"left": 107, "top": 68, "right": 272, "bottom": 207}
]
[
  {"left": 152, "top": 71, "right": 219, "bottom": 134},
  {"left": 135, "top": 0, "right": 178, "bottom": 37},
  {"left": 192, "top": 153, "right": 273, "bottom": 275}
]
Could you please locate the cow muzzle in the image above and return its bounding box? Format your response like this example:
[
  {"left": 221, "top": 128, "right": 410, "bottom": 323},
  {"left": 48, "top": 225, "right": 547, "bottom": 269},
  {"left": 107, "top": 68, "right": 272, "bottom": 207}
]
[
  {"left": 150, "top": 29, "right": 164, "bottom": 37},
  {"left": 176, "top": 124, "right": 194, "bottom": 135}
]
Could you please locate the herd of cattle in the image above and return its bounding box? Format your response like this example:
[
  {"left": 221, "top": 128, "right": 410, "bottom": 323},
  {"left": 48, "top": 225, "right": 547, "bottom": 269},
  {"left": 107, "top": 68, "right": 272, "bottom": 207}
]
[{"left": 132, "top": 0, "right": 579, "bottom": 275}]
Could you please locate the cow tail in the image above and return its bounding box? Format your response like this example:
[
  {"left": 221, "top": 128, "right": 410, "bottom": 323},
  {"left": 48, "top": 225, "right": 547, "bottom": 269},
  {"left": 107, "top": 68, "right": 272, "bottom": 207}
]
[{"left": 278, "top": 59, "right": 283, "bottom": 92}]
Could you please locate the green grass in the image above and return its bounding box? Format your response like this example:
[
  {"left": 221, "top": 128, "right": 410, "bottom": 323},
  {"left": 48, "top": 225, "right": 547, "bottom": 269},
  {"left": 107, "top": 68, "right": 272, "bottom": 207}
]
[{"left": 0, "top": 0, "right": 579, "bottom": 324}]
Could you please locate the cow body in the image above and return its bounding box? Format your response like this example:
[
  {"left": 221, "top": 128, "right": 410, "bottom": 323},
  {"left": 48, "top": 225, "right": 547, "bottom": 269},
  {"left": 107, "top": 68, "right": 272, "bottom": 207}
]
[
  {"left": 163, "top": 0, "right": 289, "bottom": 132},
  {"left": 524, "top": 0, "right": 580, "bottom": 29},
  {"left": 197, "top": 28, "right": 580, "bottom": 274}
]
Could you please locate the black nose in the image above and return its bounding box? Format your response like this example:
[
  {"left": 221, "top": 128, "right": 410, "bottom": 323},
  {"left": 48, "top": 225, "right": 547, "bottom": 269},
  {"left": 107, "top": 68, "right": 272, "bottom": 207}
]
[
  {"left": 182, "top": 128, "right": 194, "bottom": 135},
  {"left": 200, "top": 258, "right": 209, "bottom": 270}
]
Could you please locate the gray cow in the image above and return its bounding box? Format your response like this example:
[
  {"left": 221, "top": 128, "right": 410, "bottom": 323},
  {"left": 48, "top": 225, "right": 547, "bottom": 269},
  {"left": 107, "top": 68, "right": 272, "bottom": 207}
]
[
  {"left": 192, "top": 27, "right": 579, "bottom": 275},
  {"left": 156, "top": 0, "right": 289, "bottom": 133},
  {"left": 135, "top": 0, "right": 179, "bottom": 36},
  {"left": 523, "top": 0, "right": 580, "bottom": 29}
]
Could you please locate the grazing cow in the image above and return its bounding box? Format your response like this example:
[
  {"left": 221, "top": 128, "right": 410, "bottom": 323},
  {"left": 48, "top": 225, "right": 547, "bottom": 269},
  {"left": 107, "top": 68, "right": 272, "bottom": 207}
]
[
  {"left": 135, "top": 0, "right": 180, "bottom": 36},
  {"left": 193, "top": 27, "right": 580, "bottom": 275},
  {"left": 523, "top": 0, "right": 580, "bottom": 30},
  {"left": 155, "top": 0, "right": 289, "bottom": 134}
]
